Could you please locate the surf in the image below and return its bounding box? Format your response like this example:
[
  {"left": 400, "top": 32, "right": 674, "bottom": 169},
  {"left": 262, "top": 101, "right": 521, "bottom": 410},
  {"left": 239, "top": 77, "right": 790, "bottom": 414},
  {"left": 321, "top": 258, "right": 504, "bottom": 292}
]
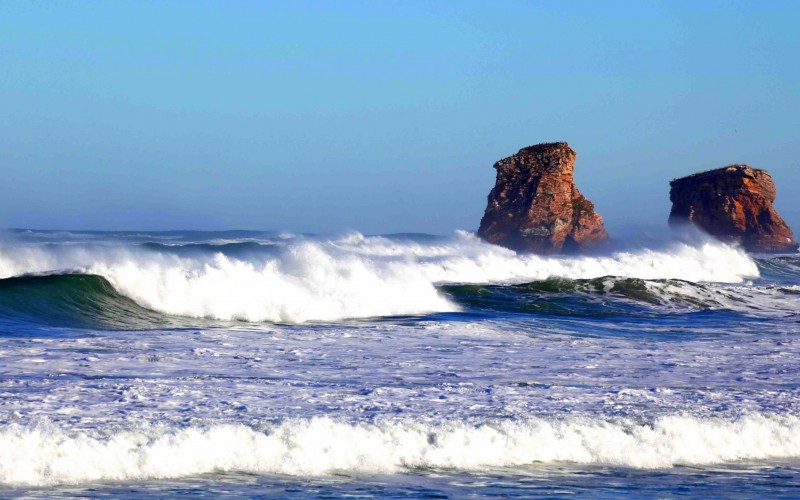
[
  {"left": 2, "top": 414, "right": 799, "bottom": 486},
  {"left": 0, "top": 231, "right": 769, "bottom": 325}
]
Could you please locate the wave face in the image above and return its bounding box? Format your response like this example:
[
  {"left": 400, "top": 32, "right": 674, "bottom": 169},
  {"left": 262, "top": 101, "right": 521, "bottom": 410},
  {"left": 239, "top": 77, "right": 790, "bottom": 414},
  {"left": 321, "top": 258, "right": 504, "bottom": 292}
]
[
  {"left": 0, "top": 274, "right": 176, "bottom": 329},
  {"left": 2, "top": 414, "right": 799, "bottom": 486},
  {"left": 0, "top": 231, "right": 764, "bottom": 324},
  {"left": 443, "top": 276, "right": 800, "bottom": 318}
]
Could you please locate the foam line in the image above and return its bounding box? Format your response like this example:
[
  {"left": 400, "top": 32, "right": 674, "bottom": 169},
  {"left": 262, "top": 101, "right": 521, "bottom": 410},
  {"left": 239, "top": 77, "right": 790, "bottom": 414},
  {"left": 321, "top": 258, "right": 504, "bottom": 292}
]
[{"left": 1, "top": 414, "right": 798, "bottom": 486}]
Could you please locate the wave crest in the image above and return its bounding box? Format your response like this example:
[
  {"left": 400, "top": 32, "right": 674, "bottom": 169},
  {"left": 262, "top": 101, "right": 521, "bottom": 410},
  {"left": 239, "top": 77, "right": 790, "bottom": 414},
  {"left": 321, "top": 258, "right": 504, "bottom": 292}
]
[{"left": 0, "top": 233, "right": 760, "bottom": 323}]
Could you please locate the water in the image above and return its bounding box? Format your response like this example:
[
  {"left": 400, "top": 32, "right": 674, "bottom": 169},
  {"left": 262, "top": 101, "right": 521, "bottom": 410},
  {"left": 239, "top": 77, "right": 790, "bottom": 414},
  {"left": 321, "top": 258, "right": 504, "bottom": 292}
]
[{"left": 1, "top": 229, "right": 799, "bottom": 498}]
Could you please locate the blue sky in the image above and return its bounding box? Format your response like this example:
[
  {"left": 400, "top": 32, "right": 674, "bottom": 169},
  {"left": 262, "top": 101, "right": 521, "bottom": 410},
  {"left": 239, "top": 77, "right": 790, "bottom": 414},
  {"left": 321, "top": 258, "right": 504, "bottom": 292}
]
[{"left": 1, "top": 1, "right": 798, "bottom": 234}]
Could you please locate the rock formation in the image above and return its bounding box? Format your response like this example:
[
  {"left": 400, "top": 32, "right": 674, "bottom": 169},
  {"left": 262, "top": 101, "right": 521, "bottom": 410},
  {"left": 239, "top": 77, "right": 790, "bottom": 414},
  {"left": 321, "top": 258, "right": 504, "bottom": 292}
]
[
  {"left": 477, "top": 142, "right": 609, "bottom": 254},
  {"left": 669, "top": 165, "right": 798, "bottom": 253}
]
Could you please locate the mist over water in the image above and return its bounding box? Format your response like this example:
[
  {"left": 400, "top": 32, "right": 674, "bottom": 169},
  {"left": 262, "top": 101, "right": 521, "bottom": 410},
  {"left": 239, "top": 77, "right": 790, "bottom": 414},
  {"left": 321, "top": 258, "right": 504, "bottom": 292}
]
[{"left": 1, "top": 229, "right": 799, "bottom": 497}]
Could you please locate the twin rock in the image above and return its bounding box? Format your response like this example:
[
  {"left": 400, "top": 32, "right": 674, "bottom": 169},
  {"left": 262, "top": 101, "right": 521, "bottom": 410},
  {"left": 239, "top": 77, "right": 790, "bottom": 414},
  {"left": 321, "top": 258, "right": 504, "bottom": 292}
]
[{"left": 477, "top": 142, "right": 798, "bottom": 254}]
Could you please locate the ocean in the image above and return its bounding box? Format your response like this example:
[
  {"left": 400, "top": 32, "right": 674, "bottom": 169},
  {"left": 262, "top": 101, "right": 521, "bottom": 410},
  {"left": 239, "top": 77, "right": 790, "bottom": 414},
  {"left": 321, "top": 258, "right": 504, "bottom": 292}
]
[{"left": 1, "top": 229, "right": 799, "bottom": 498}]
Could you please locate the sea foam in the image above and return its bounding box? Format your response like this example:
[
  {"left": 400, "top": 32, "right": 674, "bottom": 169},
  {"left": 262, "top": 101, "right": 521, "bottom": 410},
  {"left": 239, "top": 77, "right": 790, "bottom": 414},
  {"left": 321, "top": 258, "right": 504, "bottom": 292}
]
[
  {"left": 1, "top": 414, "right": 798, "bottom": 486},
  {"left": 0, "top": 232, "right": 760, "bottom": 322}
]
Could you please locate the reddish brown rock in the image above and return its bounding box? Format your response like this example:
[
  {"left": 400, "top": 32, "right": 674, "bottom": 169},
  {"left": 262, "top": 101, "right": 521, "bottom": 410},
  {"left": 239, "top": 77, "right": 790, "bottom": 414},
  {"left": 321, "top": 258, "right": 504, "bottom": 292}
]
[
  {"left": 669, "top": 165, "right": 798, "bottom": 253},
  {"left": 477, "top": 142, "right": 609, "bottom": 254}
]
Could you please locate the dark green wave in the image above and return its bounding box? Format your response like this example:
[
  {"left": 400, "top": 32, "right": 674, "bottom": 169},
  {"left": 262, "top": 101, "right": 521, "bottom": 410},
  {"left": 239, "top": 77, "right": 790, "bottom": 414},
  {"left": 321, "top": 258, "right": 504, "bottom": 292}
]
[
  {"left": 0, "top": 273, "right": 184, "bottom": 330},
  {"left": 440, "top": 276, "right": 725, "bottom": 317}
]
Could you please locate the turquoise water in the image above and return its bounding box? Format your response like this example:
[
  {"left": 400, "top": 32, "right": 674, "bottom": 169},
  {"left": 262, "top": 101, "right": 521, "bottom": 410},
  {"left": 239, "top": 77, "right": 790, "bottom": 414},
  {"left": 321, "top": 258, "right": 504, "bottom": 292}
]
[{"left": 1, "top": 229, "right": 799, "bottom": 498}]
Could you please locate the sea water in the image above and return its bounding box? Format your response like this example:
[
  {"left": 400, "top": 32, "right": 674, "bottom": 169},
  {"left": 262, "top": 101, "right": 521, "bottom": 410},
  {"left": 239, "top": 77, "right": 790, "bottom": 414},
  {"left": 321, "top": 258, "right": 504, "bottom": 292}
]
[{"left": 0, "top": 229, "right": 799, "bottom": 498}]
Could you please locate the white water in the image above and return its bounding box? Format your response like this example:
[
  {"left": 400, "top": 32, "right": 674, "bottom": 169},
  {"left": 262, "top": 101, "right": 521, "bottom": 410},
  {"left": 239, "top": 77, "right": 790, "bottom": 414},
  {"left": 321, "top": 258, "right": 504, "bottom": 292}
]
[
  {"left": 0, "top": 232, "right": 759, "bottom": 322},
  {"left": 2, "top": 414, "right": 798, "bottom": 486},
  {"left": 0, "top": 231, "right": 796, "bottom": 496}
]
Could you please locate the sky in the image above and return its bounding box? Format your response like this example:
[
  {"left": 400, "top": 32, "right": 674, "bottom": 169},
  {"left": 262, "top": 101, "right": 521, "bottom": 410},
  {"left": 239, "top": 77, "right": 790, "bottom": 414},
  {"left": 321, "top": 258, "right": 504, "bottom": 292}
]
[{"left": 1, "top": 0, "right": 798, "bottom": 234}]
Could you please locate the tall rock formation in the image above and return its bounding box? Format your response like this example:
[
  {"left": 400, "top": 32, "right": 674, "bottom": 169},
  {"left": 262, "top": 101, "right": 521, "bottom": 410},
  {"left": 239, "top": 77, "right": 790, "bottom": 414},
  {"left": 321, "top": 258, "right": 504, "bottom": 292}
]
[
  {"left": 477, "top": 142, "right": 609, "bottom": 254},
  {"left": 669, "top": 165, "right": 798, "bottom": 253}
]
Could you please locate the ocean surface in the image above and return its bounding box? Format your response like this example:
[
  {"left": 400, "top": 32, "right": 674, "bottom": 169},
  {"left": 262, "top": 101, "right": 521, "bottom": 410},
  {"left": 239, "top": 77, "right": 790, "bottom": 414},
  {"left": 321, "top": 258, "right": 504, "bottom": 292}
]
[{"left": 1, "top": 229, "right": 800, "bottom": 498}]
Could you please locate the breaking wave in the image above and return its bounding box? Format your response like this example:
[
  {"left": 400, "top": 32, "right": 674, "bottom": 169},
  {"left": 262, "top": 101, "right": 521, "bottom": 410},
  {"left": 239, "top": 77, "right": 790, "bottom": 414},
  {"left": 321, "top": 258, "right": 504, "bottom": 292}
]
[
  {"left": 0, "top": 232, "right": 764, "bottom": 324},
  {"left": 2, "top": 414, "right": 799, "bottom": 486}
]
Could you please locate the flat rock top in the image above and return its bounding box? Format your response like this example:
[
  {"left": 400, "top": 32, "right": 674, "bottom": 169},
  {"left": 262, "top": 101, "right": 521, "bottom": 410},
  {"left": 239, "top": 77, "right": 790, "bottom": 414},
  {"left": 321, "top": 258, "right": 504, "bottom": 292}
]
[
  {"left": 670, "top": 164, "right": 770, "bottom": 186},
  {"left": 516, "top": 142, "right": 574, "bottom": 156},
  {"left": 496, "top": 142, "right": 576, "bottom": 174}
]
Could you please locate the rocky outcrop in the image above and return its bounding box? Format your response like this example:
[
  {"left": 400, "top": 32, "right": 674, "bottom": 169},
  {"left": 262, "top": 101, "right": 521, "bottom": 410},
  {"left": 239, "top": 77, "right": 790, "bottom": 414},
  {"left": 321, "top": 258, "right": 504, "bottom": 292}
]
[
  {"left": 669, "top": 165, "right": 798, "bottom": 253},
  {"left": 477, "top": 142, "right": 609, "bottom": 254}
]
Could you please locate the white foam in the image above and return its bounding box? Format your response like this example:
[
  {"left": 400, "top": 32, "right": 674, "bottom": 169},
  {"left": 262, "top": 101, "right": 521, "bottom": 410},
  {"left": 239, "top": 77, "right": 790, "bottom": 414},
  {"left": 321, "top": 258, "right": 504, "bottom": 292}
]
[
  {"left": 92, "top": 244, "right": 456, "bottom": 323},
  {"left": 1, "top": 414, "right": 798, "bottom": 486},
  {"left": 0, "top": 232, "right": 760, "bottom": 322}
]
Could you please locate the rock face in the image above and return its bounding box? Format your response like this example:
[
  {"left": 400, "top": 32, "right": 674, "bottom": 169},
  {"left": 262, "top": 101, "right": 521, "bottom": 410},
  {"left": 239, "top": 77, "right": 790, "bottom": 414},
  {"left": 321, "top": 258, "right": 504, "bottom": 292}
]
[
  {"left": 477, "top": 142, "right": 609, "bottom": 254},
  {"left": 669, "top": 165, "right": 798, "bottom": 253}
]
